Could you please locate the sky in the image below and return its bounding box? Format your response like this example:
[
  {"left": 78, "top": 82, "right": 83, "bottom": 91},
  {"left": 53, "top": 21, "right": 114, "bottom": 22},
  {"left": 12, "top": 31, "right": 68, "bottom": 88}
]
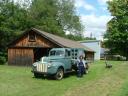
[{"left": 75, "top": 0, "right": 112, "bottom": 40}]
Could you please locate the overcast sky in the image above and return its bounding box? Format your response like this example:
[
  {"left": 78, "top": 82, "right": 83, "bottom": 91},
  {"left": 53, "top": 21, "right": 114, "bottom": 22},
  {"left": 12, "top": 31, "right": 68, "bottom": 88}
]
[{"left": 75, "top": 0, "right": 112, "bottom": 40}]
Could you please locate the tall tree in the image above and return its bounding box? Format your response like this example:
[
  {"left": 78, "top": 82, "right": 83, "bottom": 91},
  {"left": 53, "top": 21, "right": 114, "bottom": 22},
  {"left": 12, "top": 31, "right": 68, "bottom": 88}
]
[
  {"left": 57, "top": 0, "right": 84, "bottom": 36},
  {"left": 0, "top": 0, "right": 31, "bottom": 48},
  {"left": 104, "top": 0, "right": 128, "bottom": 60},
  {"left": 29, "top": 0, "right": 84, "bottom": 37},
  {"left": 29, "top": 0, "right": 64, "bottom": 36},
  {"left": 0, "top": 0, "right": 32, "bottom": 63}
]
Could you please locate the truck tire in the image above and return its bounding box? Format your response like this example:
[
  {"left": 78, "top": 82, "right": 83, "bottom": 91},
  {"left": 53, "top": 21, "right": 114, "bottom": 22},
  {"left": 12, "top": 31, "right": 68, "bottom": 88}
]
[
  {"left": 34, "top": 72, "right": 40, "bottom": 78},
  {"left": 54, "top": 68, "right": 64, "bottom": 80},
  {"left": 34, "top": 72, "right": 43, "bottom": 78}
]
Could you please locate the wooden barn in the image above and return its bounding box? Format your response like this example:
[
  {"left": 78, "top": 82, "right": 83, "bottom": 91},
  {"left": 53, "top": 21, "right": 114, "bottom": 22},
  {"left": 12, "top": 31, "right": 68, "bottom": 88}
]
[{"left": 8, "top": 28, "right": 94, "bottom": 66}]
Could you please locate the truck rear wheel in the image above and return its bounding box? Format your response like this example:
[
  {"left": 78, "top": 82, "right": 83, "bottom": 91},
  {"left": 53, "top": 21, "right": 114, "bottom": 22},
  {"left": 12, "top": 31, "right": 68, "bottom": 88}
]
[{"left": 54, "top": 68, "right": 64, "bottom": 80}]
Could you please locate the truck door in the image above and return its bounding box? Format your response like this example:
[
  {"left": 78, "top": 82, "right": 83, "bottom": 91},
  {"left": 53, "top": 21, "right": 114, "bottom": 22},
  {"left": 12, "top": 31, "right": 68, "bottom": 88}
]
[{"left": 64, "top": 49, "right": 72, "bottom": 71}]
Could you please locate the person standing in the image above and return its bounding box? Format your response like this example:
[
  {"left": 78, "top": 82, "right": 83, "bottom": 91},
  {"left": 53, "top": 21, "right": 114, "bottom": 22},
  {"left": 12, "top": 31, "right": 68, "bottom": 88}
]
[
  {"left": 77, "top": 55, "right": 86, "bottom": 77},
  {"left": 85, "top": 61, "right": 89, "bottom": 74}
]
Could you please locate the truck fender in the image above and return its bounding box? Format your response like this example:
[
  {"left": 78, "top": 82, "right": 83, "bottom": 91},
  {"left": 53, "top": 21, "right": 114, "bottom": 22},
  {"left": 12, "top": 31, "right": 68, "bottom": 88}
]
[{"left": 52, "top": 62, "right": 65, "bottom": 73}]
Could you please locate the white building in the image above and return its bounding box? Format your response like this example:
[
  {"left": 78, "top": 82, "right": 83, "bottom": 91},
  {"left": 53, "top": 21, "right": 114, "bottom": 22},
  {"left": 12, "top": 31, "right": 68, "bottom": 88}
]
[{"left": 80, "top": 40, "right": 101, "bottom": 60}]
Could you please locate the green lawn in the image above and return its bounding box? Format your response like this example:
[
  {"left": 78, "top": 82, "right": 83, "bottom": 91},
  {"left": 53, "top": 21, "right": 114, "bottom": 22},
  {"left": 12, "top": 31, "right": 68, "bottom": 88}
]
[{"left": 0, "top": 61, "right": 128, "bottom": 96}]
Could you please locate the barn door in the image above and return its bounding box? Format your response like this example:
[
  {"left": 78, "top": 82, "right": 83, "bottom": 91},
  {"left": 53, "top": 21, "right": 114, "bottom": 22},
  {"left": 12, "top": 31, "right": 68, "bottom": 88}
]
[{"left": 8, "top": 48, "right": 34, "bottom": 66}]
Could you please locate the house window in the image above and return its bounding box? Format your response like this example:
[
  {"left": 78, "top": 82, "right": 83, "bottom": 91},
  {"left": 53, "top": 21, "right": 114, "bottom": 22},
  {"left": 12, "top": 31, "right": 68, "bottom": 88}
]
[{"left": 29, "top": 33, "right": 36, "bottom": 42}]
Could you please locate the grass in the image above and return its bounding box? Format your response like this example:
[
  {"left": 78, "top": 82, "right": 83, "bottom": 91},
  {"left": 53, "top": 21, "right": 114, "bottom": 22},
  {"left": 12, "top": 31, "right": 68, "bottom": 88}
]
[{"left": 0, "top": 60, "right": 128, "bottom": 96}]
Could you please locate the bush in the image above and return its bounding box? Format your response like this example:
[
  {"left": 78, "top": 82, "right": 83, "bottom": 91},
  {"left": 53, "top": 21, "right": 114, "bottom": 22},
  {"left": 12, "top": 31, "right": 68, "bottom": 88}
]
[
  {"left": 0, "top": 52, "right": 7, "bottom": 64},
  {"left": 0, "top": 56, "right": 6, "bottom": 64}
]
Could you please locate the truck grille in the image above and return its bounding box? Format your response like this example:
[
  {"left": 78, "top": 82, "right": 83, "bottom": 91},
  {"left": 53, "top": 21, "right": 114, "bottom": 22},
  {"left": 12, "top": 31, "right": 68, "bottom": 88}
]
[{"left": 37, "top": 64, "right": 47, "bottom": 72}]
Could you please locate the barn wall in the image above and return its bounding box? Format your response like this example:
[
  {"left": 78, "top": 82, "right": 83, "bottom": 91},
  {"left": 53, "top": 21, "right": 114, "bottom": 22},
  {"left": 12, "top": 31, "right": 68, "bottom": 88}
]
[
  {"left": 8, "top": 48, "right": 33, "bottom": 66},
  {"left": 13, "top": 33, "right": 58, "bottom": 48},
  {"left": 8, "top": 31, "right": 60, "bottom": 66}
]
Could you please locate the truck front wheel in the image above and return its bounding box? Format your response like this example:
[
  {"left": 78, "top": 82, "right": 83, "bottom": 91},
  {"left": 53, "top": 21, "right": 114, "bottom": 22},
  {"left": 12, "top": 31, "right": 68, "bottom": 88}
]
[
  {"left": 34, "top": 72, "right": 39, "bottom": 78},
  {"left": 34, "top": 72, "right": 43, "bottom": 78},
  {"left": 54, "top": 68, "right": 64, "bottom": 80}
]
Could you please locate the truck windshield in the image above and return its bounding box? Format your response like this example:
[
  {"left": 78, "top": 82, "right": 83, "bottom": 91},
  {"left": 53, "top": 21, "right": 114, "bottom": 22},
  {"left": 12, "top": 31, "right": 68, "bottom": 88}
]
[{"left": 49, "top": 50, "right": 64, "bottom": 56}]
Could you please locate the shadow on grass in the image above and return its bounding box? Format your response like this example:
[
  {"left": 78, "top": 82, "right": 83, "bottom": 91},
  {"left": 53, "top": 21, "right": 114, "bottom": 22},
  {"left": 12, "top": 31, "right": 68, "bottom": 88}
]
[{"left": 32, "top": 71, "right": 78, "bottom": 80}]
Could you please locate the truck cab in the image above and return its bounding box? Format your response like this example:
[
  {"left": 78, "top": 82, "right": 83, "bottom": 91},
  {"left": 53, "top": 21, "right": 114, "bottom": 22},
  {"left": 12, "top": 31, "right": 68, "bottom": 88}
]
[{"left": 32, "top": 48, "right": 85, "bottom": 80}]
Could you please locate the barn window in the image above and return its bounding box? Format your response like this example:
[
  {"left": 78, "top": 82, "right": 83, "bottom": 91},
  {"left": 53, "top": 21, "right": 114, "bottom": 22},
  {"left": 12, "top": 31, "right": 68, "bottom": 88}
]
[{"left": 29, "top": 33, "right": 36, "bottom": 42}]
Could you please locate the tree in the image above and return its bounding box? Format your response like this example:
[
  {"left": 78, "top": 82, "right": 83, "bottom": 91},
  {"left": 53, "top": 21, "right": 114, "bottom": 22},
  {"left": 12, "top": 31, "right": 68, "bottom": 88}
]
[
  {"left": 104, "top": 0, "right": 128, "bottom": 60},
  {"left": 56, "top": 0, "right": 84, "bottom": 36},
  {"left": 29, "top": 0, "right": 84, "bottom": 37},
  {"left": 29, "top": 0, "right": 64, "bottom": 36},
  {"left": 0, "top": 0, "right": 32, "bottom": 63}
]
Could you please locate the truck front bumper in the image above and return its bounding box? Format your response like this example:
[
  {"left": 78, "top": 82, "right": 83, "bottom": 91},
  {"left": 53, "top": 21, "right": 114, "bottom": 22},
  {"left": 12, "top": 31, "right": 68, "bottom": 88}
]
[
  {"left": 31, "top": 70, "right": 47, "bottom": 75},
  {"left": 31, "top": 67, "right": 57, "bottom": 75}
]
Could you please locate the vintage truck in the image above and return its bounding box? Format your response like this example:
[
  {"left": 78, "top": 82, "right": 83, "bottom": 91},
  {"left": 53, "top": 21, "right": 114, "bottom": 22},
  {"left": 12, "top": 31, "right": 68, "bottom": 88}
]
[{"left": 31, "top": 48, "right": 85, "bottom": 80}]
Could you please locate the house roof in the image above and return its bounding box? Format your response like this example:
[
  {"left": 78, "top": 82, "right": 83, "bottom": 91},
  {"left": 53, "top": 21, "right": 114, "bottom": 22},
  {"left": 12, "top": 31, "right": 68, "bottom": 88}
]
[{"left": 9, "top": 28, "right": 94, "bottom": 52}]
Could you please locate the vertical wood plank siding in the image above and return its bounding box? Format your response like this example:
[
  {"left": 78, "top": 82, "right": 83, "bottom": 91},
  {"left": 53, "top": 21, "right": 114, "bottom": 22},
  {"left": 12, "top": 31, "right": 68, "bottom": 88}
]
[
  {"left": 8, "top": 48, "right": 33, "bottom": 66},
  {"left": 14, "top": 34, "right": 57, "bottom": 48}
]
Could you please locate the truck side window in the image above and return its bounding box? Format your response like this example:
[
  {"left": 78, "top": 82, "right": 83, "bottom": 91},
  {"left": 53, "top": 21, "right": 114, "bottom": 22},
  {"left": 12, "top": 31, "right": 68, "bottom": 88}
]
[
  {"left": 75, "top": 49, "right": 78, "bottom": 52},
  {"left": 65, "top": 50, "right": 70, "bottom": 57},
  {"left": 74, "top": 49, "right": 78, "bottom": 59},
  {"left": 50, "top": 51, "right": 56, "bottom": 56}
]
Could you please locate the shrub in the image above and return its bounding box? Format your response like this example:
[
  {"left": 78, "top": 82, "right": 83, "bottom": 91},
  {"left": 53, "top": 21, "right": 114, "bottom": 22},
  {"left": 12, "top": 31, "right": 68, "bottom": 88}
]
[
  {"left": 0, "top": 52, "right": 7, "bottom": 64},
  {"left": 0, "top": 56, "right": 6, "bottom": 64}
]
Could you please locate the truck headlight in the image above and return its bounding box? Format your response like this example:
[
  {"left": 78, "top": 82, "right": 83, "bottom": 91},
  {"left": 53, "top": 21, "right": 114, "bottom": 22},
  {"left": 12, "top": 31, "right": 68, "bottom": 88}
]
[
  {"left": 47, "top": 63, "right": 52, "bottom": 68},
  {"left": 33, "top": 63, "right": 37, "bottom": 67}
]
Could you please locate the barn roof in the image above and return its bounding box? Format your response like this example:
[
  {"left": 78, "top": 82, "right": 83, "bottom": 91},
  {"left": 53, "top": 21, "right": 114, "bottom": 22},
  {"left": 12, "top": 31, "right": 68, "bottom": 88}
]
[{"left": 9, "top": 28, "right": 94, "bottom": 52}]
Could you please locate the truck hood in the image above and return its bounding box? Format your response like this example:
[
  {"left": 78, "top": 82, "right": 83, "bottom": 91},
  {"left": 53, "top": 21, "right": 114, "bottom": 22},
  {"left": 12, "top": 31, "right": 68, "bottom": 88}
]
[
  {"left": 42, "top": 56, "right": 64, "bottom": 63},
  {"left": 32, "top": 56, "right": 64, "bottom": 66}
]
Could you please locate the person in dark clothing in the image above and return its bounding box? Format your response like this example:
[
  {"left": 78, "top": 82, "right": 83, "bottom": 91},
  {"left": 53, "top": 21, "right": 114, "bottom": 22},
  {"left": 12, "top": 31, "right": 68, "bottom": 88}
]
[
  {"left": 77, "top": 55, "right": 86, "bottom": 77},
  {"left": 85, "top": 62, "right": 89, "bottom": 74}
]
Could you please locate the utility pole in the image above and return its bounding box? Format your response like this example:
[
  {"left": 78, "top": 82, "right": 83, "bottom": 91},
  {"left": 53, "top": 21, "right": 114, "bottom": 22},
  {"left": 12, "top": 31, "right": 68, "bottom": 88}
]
[{"left": 90, "top": 32, "right": 92, "bottom": 39}]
